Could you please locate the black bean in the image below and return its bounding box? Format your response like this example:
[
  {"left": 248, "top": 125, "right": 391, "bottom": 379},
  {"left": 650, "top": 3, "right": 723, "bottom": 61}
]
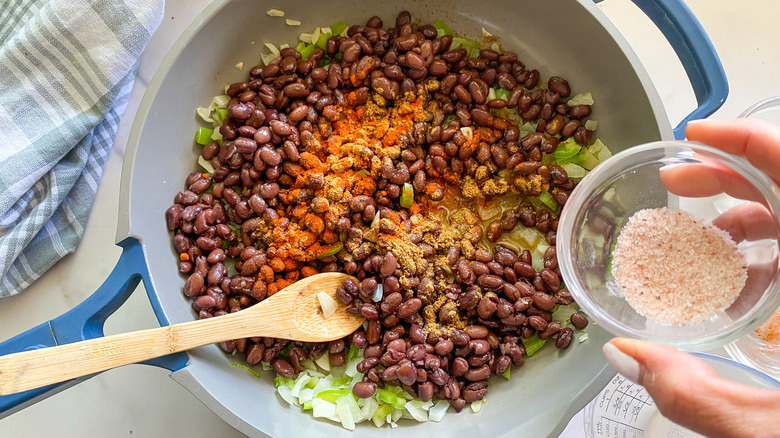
[
  {"left": 555, "top": 328, "right": 574, "bottom": 349},
  {"left": 570, "top": 312, "right": 589, "bottom": 330}
]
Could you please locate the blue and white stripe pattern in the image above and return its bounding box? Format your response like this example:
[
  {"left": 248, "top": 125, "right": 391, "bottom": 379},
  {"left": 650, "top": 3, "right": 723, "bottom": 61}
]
[{"left": 0, "top": 0, "right": 163, "bottom": 297}]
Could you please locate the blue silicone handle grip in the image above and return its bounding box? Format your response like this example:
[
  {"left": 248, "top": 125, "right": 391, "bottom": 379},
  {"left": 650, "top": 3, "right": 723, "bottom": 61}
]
[
  {"left": 630, "top": 0, "right": 729, "bottom": 139},
  {"left": 0, "top": 238, "right": 188, "bottom": 418}
]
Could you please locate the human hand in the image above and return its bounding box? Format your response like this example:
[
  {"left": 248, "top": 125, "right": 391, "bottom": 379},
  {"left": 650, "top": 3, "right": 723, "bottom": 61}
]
[
  {"left": 603, "top": 338, "right": 780, "bottom": 438},
  {"left": 602, "top": 119, "right": 780, "bottom": 438}
]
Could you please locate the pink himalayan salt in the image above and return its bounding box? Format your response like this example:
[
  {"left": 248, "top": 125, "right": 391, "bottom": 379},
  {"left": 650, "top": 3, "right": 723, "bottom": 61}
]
[{"left": 612, "top": 207, "right": 747, "bottom": 326}]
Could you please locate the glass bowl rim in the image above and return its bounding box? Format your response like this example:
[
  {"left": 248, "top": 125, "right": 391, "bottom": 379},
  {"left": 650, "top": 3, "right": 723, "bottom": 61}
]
[{"left": 557, "top": 140, "right": 780, "bottom": 350}]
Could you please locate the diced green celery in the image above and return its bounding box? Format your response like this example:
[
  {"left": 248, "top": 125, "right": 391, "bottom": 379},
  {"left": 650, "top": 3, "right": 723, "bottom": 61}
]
[
  {"left": 345, "top": 345, "right": 359, "bottom": 361},
  {"left": 214, "top": 108, "right": 227, "bottom": 125},
  {"left": 553, "top": 138, "right": 581, "bottom": 163},
  {"left": 316, "top": 32, "right": 332, "bottom": 50},
  {"left": 400, "top": 183, "right": 414, "bottom": 208},
  {"left": 274, "top": 375, "right": 295, "bottom": 389},
  {"left": 502, "top": 367, "right": 511, "bottom": 380},
  {"left": 300, "top": 43, "right": 317, "bottom": 59},
  {"left": 195, "top": 127, "right": 214, "bottom": 145},
  {"left": 522, "top": 333, "right": 547, "bottom": 356},
  {"left": 535, "top": 190, "right": 560, "bottom": 213},
  {"left": 318, "top": 241, "right": 343, "bottom": 258},
  {"left": 303, "top": 400, "right": 313, "bottom": 410},
  {"left": 230, "top": 362, "right": 263, "bottom": 379},
  {"left": 316, "top": 388, "right": 349, "bottom": 403},
  {"left": 433, "top": 20, "right": 453, "bottom": 37},
  {"left": 330, "top": 20, "right": 348, "bottom": 36}
]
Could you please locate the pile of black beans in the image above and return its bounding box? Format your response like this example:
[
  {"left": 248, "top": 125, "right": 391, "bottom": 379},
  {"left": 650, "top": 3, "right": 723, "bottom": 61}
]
[{"left": 166, "top": 10, "right": 592, "bottom": 412}]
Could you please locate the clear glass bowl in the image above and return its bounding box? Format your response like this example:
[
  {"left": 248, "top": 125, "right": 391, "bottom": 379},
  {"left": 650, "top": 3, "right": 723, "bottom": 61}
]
[
  {"left": 558, "top": 141, "right": 780, "bottom": 351},
  {"left": 725, "top": 96, "right": 780, "bottom": 375}
]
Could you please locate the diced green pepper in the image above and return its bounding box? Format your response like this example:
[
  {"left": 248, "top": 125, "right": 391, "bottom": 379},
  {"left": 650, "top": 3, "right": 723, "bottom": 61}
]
[
  {"left": 316, "top": 32, "right": 332, "bottom": 50},
  {"left": 331, "top": 376, "right": 351, "bottom": 387},
  {"left": 536, "top": 190, "right": 560, "bottom": 213},
  {"left": 345, "top": 345, "right": 359, "bottom": 361},
  {"left": 316, "top": 388, "right": 349, "bottom": 403},
  {"left": 318, "top": 241, "right": 343, "bottom": 259},
  {"left": 274, "top": 375, "right": 295, "bottom": 389},
  {"left": 522, "top": 333, "right": 547, "bottom": 356},
  {"left": 433, "top": 20, "right": 453, "bottom": 37},
  {"left": 502, "top": 367, "right": 511, "bottom": 380},
  {"left": 305, "top": 376, "right": 320, "bottom": 389},
  {"left": 452, "top": 37, "right": 480, "bottom": 50},
  {"left": 230, "top": 362, "right": 263, "bottom": 379},
  {"left": 214, "top": 108, "right": 227, "bottom": 125},
  {"left": 494, "top": 88, "right": 511, "bottom": 101},
  {"left": 299, "top": 43, "right": 317, "bottom": 59},
  {"left": 553, "top": 138, "right": 582, "bottom": 164},
  {"left": 330, "top": 20, "right": 348, "bottom": 36},
  {"left": 573, "top": 147, "right": 601, "bottom": 170},
  {"left": 374, "top": 403, "right": 393, "bottom": 420},
  {"left": 295, "top": 41, "right": 307, "bottom": 53},
  {"left": 376, "top": 388, "right": 398, "bottom": 405},
  {"left": 400, "top": 182, "right": 414, "bottom": 208},
  {"left": 355, "top": 169, "right": 370, "bottom": 177},
  {"left": 195, "top": 127, "right": 214, "bottom": 145},
  {"left": 303, "top": 400, "right": 313, "bottom": 410}
]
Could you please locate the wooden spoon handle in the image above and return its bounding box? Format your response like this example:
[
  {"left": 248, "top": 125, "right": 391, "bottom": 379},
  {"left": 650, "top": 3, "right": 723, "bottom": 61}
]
[{"left": 0, "top": 309, "right": 273, "bottom": 396}]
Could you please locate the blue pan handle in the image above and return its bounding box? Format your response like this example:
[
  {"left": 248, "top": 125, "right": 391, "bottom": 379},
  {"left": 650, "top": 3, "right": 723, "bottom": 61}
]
[
  {"left": 0, "top": 238, "right": 188, "bottom": 418},
  {"left": 629, "top": 0, "right": 729, "bottom": 139}
]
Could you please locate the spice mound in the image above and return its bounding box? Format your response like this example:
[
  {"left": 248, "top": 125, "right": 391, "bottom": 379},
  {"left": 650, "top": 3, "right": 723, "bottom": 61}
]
[{"left": 612, "top": 207, "right": 747, "bottom": 326}]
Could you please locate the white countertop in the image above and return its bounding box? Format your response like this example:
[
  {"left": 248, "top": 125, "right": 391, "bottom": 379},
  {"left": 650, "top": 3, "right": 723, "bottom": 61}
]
[{"left": 1, "top": 1, "right": 778, "bottom": 436}]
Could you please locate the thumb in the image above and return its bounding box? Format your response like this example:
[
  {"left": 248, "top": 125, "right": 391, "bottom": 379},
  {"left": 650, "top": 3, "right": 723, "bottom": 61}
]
[
  {"left": 603, "top": 338, "right": 780, "bottom": 438},
  {"left": 603, "top": 338, "right": 718, "bottom": 425}
]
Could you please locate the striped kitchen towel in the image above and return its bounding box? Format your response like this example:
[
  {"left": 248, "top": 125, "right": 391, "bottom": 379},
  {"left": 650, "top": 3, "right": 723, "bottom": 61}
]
[{"left": 0, "top": 0, "right": 163, "bottom": 297}]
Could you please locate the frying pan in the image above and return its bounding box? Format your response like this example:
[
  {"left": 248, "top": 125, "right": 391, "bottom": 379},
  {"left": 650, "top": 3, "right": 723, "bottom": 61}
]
[{"left": 0, "top": 0, "right": 727, "bottom": 436}]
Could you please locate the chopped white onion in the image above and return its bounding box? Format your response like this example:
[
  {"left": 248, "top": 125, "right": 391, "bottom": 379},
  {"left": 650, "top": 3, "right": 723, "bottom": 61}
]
[
  {"left": 235, "top": 62, "right": 244, "bottom": 71},
  {"left": 470, "top": 399, "right": 483, "bottom": 413},
  {"left": 266, "top": 9, "right": 285, "bottom": 16},
  {"left": 371, "top": 284, "right": 384, "bottom": 302},
  {"left": 579, "top": 333, "right": 589, "bottom": 343},
  {"left": 428, "top": 400, "right": 450, "bottom": 422},
  {"left": 460, "top": 126, "right": 474, "bottom": 141},
  {"left": 312, "top": 399, "right": 336, "bottom": 418},
  {"left": 198, "top": 156, "right": 215, "bottom": 174},
  {"left": 584, "top": 119, "right": 599, "bottom": 131},
  {"left": 317, "top": 291, "right": 338, "bottom": 319},
  {"left": 196, "top": 107, "right": 213, "bottom": 123},
  {"left": 482, "top": 27, "right": 493, "bottom": 38},
  {"left": 264, "top": 42, "right": 280, "bottom": 55},
  {"left": 286, "top": 19, "right": 302, "bottom": 26},
  {"left": 404, "top": 400, "right": 430, "bottom": 422},
  {"left": 567, "top": 91, "right": 595, "bottom": 106}
]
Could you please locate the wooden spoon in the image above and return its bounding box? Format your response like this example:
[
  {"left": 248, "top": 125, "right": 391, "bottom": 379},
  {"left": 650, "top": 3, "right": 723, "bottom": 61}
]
[{"left": 0, "top": 272, "right": 364, "bottom": 396}]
